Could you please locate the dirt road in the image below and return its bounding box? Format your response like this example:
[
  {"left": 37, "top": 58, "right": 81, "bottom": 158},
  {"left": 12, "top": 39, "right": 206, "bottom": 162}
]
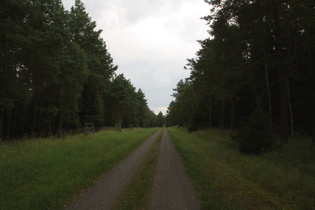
[
  {"left": 149, "top": 129, "right": 200, "bottom": 210},
  {"left": 67, "top": 129, "right": 200, "bottom": 209},
  {"left": 67, "top": 130, "right": 162, "bottom": 210}
]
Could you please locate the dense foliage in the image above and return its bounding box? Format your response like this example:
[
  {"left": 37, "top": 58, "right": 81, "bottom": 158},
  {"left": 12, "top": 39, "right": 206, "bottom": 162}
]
[
  {"left": 231, "top": 109, "right": 276, "bottom": 154},
  {"left": 167, "top": 0, "right": 315, "bottom": 144},
  {"left": 0, "top": 0, "right": 158, "bottom": 140}
]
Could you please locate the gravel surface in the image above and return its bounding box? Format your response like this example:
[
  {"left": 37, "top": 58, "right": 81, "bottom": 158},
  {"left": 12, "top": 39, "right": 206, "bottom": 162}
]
[
  {"left": 67, "top": 130, "right": 162, "bottom": 210},
  {"left": 149, "top": 129, "right": 200, "bottom": 210},
  {"left": 66, "top": 129, "right": 200, "bottom": 209}
]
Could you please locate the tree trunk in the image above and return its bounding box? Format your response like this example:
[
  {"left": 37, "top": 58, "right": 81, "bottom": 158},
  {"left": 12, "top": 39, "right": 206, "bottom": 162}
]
[
  {"left": 208, "top": 95, "right": 212, "bottom": 128},
  {"left": 189, "top": 97, "right": 194, "bottom": 127},
  {"left": 273, "top": 0, "right": 289, "bottom": 143},
  {"left": 21, "top": 100, "right": 27, "bottom": 135},
  {"left": 262, "top": 42, "right": 272, "bottom": 124},
  {"left": 6, "top": 109, "right": 11, "bottom": 139},
  {"left": 31, "top": 96, "right": 38, "bottom": 137},
  {"left": 220, "top": 100, "right": 225, "bottom": 129},
  {"left": 287, "top": 80, "right": 294, "bottom": 138},
  {"left": 57, "top": 88, "right": 64, "bottom": 135},
  {"left": 12, "top": 107, "right": 17, "bottom": 138},
  {"left": 305, "top": 0, "right": 315, "bottom": 143},
  {"left": 230, "top": 96, "right": 234, "bottom": 130},
  {"left": 313, "top": 83, "right": 315, "bottom": 143},
  {"left": 0, "top": 108, "right": 3, "bottom": 141}
]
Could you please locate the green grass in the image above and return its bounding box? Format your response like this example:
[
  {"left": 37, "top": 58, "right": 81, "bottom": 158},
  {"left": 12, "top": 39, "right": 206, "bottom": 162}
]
[
  {"left": 168, "top": 127, "right": 315, "bottom": 210},
  {"left": 0, "top": 128, "right": 158, "bottom": 210},
  {"left": 113, "top": 130, "right": 162, "bottom": 210}
]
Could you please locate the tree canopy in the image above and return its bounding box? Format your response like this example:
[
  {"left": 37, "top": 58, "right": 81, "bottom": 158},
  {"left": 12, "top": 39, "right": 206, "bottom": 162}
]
[
  {"left": 167, "top": 0, "right": 315, "bottom": 143},
  {"left": 0, "top": 0, "right": 158, "bottom": 139}
]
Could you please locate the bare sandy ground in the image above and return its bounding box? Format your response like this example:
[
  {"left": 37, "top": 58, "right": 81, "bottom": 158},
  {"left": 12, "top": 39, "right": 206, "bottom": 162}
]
[
  {"left": 66, "top": 129, "right": 200, "bottom": 209},
  {"left": 67, "top": 130, "right": 162, "bottom": 210},
  {"left": 149, "top": 129, "right": 200, "bottom": 210}
]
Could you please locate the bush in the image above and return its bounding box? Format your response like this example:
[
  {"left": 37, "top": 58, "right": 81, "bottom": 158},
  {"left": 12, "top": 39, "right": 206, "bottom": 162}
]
[
  {"left": 187, "top": 122, "right": 198, "bottom": 133},
  {"left": 233, "top": 110, "right": 275, "bottom": 154}
]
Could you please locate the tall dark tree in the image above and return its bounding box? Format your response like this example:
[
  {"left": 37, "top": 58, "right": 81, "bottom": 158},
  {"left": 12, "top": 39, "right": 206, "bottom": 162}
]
[
  {"left": 69, "top": 0, "right": 117, "bottom": 128},
  {"left": 168, "top": 0, "right": 315, "bottom": 144},
  {"left": 273, "top": 0, "right": 289, "bottom": 142},
  {"left": 156, "top": 111, "right": 165, "bottom": 127},
  {"left": 135, "top": 89, "right": 149, "bottom": 127},
  {"left": 0, "top": 0, "right": 156, "bottom": 140},
  {"left": 0, "top": 0, "right": 30, "bottom": 139}
]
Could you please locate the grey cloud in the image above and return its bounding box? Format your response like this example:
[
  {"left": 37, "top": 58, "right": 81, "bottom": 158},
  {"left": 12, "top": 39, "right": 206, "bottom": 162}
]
[
  {"left": 62, "top": 0, "right": 209, "bottom": 114},
  {"left": 115, "top": 0, "right": 185, "bottom": 25}
]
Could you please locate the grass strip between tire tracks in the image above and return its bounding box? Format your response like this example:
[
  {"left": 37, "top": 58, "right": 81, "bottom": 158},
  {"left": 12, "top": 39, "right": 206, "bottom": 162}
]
[
  {"left": 0, "top": 128, "right": 159, "bottom": 210},
  {"left": 113, "top": 129, "right": 163, "bottom": 210}
]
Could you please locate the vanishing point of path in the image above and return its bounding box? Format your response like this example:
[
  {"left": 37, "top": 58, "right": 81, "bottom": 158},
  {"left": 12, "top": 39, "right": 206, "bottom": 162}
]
[{"left": 67, "top": 129, "right": 200, "bottom": 210}]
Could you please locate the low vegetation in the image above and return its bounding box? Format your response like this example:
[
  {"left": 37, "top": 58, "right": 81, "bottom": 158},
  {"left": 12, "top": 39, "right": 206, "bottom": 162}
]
[
  {"left": 0, "top": 128, "right": 158, "bottom": 210},
  {"left": 168, "top": 127, "right": 315, "bottom": 209},
  {"left": 231, "top": 110, "right": 276, "bottom": 154}
]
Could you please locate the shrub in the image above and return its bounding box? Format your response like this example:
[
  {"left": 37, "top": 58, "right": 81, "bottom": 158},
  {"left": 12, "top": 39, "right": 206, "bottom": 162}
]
[
  {"left": 233, "top": 110, "right": 275, "bottom": 154},
  {"left": 187, "top": 122, "right": 198, "bottom": 133}
]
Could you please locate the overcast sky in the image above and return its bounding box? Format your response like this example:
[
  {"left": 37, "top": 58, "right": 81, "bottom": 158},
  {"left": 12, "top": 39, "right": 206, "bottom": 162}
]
[{"left": 62, "top": 0, "right": 210, "bottom": 115}]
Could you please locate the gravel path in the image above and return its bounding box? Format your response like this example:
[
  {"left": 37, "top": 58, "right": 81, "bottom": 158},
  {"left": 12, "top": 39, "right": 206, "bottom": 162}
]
[
  {"left": 149, "top": 129, "right": 200, "bottom": 210},
  {"left": 66, "top": 129, "right": 200, "bottom": 209},
  {"left": 67, "top": 130, "right": 162, "bottom": 210}
]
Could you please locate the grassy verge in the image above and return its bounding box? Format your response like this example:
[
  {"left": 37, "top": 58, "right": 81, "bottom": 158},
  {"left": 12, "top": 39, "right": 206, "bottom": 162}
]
[
  {"left": 113, "top": 130, "right": 163, "bottom": 210},
  {"left": 0, "top": 128, "right": 158, "bottom": 210},
  {"left": 168, "top": 128, "right": 315, "bottom": 209}
]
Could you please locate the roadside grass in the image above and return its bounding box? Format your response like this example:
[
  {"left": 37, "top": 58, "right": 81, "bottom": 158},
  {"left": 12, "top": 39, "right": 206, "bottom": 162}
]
[
  {"left": 168, "top": 127, "right": 315, "bottom": 209},
  {"left": 113, "top": 130, "right": 163, "bottom": 210},
  {"left": 0, "top": 128, "right": 158, "bottom": 210}
]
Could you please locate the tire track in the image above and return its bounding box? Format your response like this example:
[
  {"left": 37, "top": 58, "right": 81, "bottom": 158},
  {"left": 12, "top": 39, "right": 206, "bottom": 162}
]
[
  {"left": 67, "top": 129, "right": 162, "bottom": 210},
  {"left": 149, "top": 129, "right": 200, "bottom": 210}
]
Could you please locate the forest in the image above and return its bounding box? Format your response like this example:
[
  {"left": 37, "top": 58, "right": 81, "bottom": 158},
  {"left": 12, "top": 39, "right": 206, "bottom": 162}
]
[
  {"left": 0, "top": 0, "right": 164, "bottom": 140},
  {"left": 166, "top": 0, "right": 315, "bottom": 151}
]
